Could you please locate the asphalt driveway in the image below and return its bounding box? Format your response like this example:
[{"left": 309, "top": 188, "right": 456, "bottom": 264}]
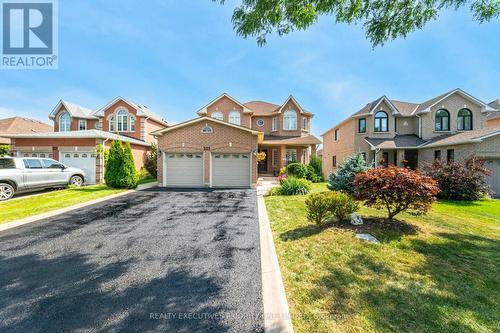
[{"left": 0, "top": 188, "right": 263, "bottom": 333}]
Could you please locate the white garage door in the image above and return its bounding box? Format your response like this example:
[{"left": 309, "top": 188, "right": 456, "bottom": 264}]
[
  {"left": 212, "top": 153, "right": 251, "bottom": 188},
  {"left": 165, "top": 153, "right": 204, "bottom": 187},
  {"left": 485, "top": 159, "right": 500, "bottom": 197},
  {"left": 60, "top": 152, "right": 97, "bottom": 184},
  {"left": 20, "top": 152, "right": 52, "bottom": 158}
]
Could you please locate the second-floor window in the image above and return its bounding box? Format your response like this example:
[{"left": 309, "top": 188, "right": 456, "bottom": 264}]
[
  {"left": 211, "top": 111, "right": 223, "bottom": 120},
  {"left": 130, "top": 117, "right": 135, "bottom": 131},
  {"left": 59, "top": 112, "right": 71, "bottom": 132},
  {"left": 358, "top": 118, "right": 366, "bottom": 133},
  {"left": 117, "top": 109, "right": 128, "bottom": 131},
  {"left": 334, "top": 129, "right": 339, "bottom": 141},
  {"left": 374, "top": 111, "right": 388, "bottom": 132},
  {"left": 284, "top": 110, "right": 297, "bottom": 130},
  {"left": 457, "top": 108, "right": 472, "bottom": 131},
  {"left": 272, "top": 117, "right": 277, "bottom": 131},
  {"left": 302, "top": 117, "right": 308, "bottom": 131},
  {"left": 78, "top": 119, "right": 87, "bottom": 131},
  {"left": 109, "top": 117, "right": 115, "bottom": 131},
  {"left": 435, "top": 109, "right": 450, "bottom": 131},
  {"left": 228, "top": 111, "right": 241, "bottom": 125}
]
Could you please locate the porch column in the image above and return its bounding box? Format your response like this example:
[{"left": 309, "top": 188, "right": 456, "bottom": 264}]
[{"left": 280, "top": 145, "right": 287, "bottom": 170}]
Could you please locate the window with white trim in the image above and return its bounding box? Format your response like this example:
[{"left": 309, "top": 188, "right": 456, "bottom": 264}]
[
  {"left": 228, "top": 111, "right": 241, "bottom": 125},
  {"left": 130, "top": 117, "right": 136, "bottom": 131},
  {"left": 285, "top": 149, "right": 297, "bottom": 165},
  {"left": 272, "top": 149, "right": 278, "bottom": 166},
  {"left": 78, "top": 119, "right": 87, "bottom": 131},
  {"left": 302, "top": 117, "right": 308, "bottom": 131},
  {"left": 272, "top": 117, "right": 277, "bottom": 131},
  {"left": 109, "top": 116, "right": 115, "bottom": 131},
  {"left": 117, "top": 109, "right": 128, "bottom": 131},
  {"left": 283, "top": 110, "right": 297, "bottom": 130},
  {"left": 211, "top": 111, "right": 223, "bottom": 120},
  {"left": 59, "top": 112, "right": 71, "bottom": 132}
]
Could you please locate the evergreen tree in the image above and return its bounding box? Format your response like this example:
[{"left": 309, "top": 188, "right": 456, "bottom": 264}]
[
  {"left": 104, "top": 141, "right": 138, "bottom": 189},
  {"left": 328, "top": 152, "right": 370, "bottom": 194}
]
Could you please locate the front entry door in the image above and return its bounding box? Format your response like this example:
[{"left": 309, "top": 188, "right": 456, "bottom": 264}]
[
  {"left": 258, "top": 149, "right": 268, "bottom": 173},
  {"left": 404, "top": 150, "right": 418, "bottom": 169}
]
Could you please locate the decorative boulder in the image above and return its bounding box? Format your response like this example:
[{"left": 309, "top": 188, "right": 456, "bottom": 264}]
[{"left": 350, "top": 212, "right": 363, "bottom": 225}]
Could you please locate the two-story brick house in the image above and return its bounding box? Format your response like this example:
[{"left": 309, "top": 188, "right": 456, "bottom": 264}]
[
  {"left": 153, "top": 93, "right": 320, "bottom": 188},
  {"left": 5, "top": 97, "right": 169, "bottom": 184},
  {"left": 322, "top": 88, "right": 500, "bottom": 196}
]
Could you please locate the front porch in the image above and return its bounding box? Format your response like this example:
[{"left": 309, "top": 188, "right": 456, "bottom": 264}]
[
  {"left": 257, "top": 144, "right": 317, "bottom": 176},
  {"left": 372, "top": 148, "right": 419, "bottom": 169}
]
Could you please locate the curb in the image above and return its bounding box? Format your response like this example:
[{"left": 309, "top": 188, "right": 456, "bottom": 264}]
[
  {"left": 257, "top": 193, "right": 295, "bottom": 333},
  {"left": 0, "top": 182, "right": 158, "bottom": 232}
]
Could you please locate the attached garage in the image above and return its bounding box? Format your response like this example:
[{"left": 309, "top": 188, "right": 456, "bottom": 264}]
[
  {"left": 154, "top": 117, "right": 261, "bottom": 188},
  {"left": 164, "top": 153, "right": 203, "bottom": 187},
  {"left": 485, "top": 159, "right": 500, "bottom": 198},
  {"left": 60, "top": 151, "right": 97, "bottom": 184},
  {"left": 212, "top": 153, "right": 251, "bottom": 187}
]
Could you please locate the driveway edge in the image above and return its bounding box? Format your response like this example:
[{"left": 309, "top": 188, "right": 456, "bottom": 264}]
[
  {"left": 257, "top": 194, "right": 295, "bottom": 333},
  {"left": 0, "top": 182, "right": 157, "bottom": 232}
]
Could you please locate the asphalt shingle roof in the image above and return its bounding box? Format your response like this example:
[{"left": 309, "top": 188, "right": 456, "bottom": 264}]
[{"left": 365, "top": 135, "right": 426, "bottom": 149}]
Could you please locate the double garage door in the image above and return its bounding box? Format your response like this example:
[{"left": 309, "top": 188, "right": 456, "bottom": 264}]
[{"left": 164, "top": 153, "right": 250, "bottom": 188}]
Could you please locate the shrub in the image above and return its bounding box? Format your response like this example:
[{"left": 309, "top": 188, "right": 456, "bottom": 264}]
[
  {"left": 309, "top": 155, "right": 323, "bottom": 178},
  {"left": 0, "top": 145, "right": 9, "bottom": 157},
  {"left": 423, "top": 155, "right": 491, "bottom": 200},
  {"left": 354, "top": 166, "right": 440, "bottom": 220},
  {"left": 279, "top": 166, "right": 287, "bottom": 176},
  {"left": 144, "top": 143, "right": 158, "bottom": 178},
  {"left": 287, "top": 163, "right": 309, "bottom": 179},
  {"left": 305, "top": 191, "right": 359, "bottom": 225},
  {"left": 329, "top": 191, "right": 359, "bottom": 221},
  {"left": 305, "top": 192, "right": 334, "bottom": 225},
  {"left": 277, "top": 176, "right": 312, "bottom": 195},
  {"left": 105, "top": 141, "right": 138, "bottom": 189},
  {"left": 328, "top": 152, "right": 370, "bottom": 193}
]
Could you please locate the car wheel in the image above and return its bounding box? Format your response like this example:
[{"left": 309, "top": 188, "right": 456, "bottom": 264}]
[
  {"left": 0, "top": 183, "right": 15, "bottom": 201},
  {"left": 69, "top": 175, "right": 84, "bottom": 187}
]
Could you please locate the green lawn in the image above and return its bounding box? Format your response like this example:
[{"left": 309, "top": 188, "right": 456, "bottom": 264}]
[
  {"left": 0, "top": 185, "right": 127, "bottom": 224},
  {"left": 265, "top": 183, "right": 500, "bottom": 333}
]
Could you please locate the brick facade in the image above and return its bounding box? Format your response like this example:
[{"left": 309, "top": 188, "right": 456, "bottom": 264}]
[{"left": 156, "top": 119, "right": 259, "bottom": 187}]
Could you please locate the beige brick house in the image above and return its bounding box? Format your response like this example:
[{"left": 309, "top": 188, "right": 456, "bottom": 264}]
[
  {"left": 3, "top": 97, "right": 169, "bottom": 184},
  {"left": 322, "top": 88, "right": 500, "bottom": 196},
  {"left": 152, "top": 93, "right": 320, "bottom": 188}
]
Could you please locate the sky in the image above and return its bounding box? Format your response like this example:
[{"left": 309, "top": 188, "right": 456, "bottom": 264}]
[{"left": 0, "top": 0, "right": 499, "bottom": 137}]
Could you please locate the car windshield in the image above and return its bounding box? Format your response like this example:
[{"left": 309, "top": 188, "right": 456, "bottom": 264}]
[{"left": 0, "top": 158, "right": 16, "bottom": 169}]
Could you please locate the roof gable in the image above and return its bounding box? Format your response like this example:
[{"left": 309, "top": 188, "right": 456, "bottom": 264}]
[
  {"left": 416, "top": 88, "right": 495, "bottom": 113},
  {"left": 151, "top": 116, "right": 262, "bottom": 136},
  {"left": 94, "top": 97, "right": 169, "bottom": 125},
  {"left": 197, "top": 93, "right": 252, "bottom": 116},
  {"left": 369, "top": 96, "right": 400, "bottom": 115},
  {"left": 49, "top": 100, "right": 97, "bottom": 120},
  {"left": 276, "top": 95, "right": 312, "bottom": 115}
]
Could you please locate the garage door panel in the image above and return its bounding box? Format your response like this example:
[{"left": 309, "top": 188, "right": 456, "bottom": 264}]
[
  {"left": 485, "top": 160, "right": 500, "bottom": 197},
  {"left": 212, "top": 153, "right": 250, "bottom": 188},
  {"left": 60, "top": 152, "right": 97, "bottom": 184},
  {"left": 165, "top": 153, "right": 203, "bottom": 187}
]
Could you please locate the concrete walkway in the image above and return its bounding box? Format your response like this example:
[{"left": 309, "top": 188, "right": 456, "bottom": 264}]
[{"left": 256, "top": 178, "right": 294, "bottom": 333}]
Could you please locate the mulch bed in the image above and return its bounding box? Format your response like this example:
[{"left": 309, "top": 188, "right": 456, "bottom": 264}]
[{"left": 326, "top": 217, "right": 420, "bottom": 235}]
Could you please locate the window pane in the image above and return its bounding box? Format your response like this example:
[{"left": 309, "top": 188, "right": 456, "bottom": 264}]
[
  {"left": 0, "top": 158, "right": 16, "bottom": 169},
  {"left": 24, "top": 159, "right": 43, "bottom": 169},
  {"left": 41, "top": 159, "right": 63, "bottom": 168}
]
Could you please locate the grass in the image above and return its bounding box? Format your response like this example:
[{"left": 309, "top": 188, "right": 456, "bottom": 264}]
[
  {"left": 265, "top": 183, "right": 500, "bottom": 333},
  {"left": 138, "top": 176, "right": 157, "bottom": 185},
  {"left": 0, "top": 185, "right": 126, "bottom": 224}
]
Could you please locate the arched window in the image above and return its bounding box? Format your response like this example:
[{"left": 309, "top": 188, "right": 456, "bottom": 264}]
[
  {"left": 117, "top": 109, "right": 128, "bottom": 131},
  {"left": 211, "top": 111, "right": 223, "bottom": 120},
  {"left": 228, "top": 111, "right": 240, "bottom": 125},
  {"left": 59, "top": 112, "right": 71, "bottom": 132},
  {"left": 374, "top": 111, "right": 388, "bottom": 132},
  {"left": 435, "top": 109, "right": 450, "bottom": 131},
  {"left": 457, "top": 108, "right": 472, "bottom": 131},
  {"left": 283, "top": 110, "right": 297, "bottom": 130}
]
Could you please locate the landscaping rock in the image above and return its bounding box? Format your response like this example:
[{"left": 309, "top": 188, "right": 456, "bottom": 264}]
[
  {"left": 355, "top": 233, "right": 379, "bottom": 243},
  {"left": 350, "top": 212, "right": 363, "bottom": 225}
]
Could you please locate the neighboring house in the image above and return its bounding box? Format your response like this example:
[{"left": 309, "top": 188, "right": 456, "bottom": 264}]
[
  {"left": 152, "top": 93, "right": 321, "bottom": 188},
  {"left": 4, "top": 98, "right": 169, "bottom": 184},
  {"left": 322, "top": 88, "right": 500, "bottom": 196},
  {"left": 0, "top": 117, "right": 53, "bottom": 145},
  {"left": 486, "top": 99, "right": 500, "bottom": 128}
]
